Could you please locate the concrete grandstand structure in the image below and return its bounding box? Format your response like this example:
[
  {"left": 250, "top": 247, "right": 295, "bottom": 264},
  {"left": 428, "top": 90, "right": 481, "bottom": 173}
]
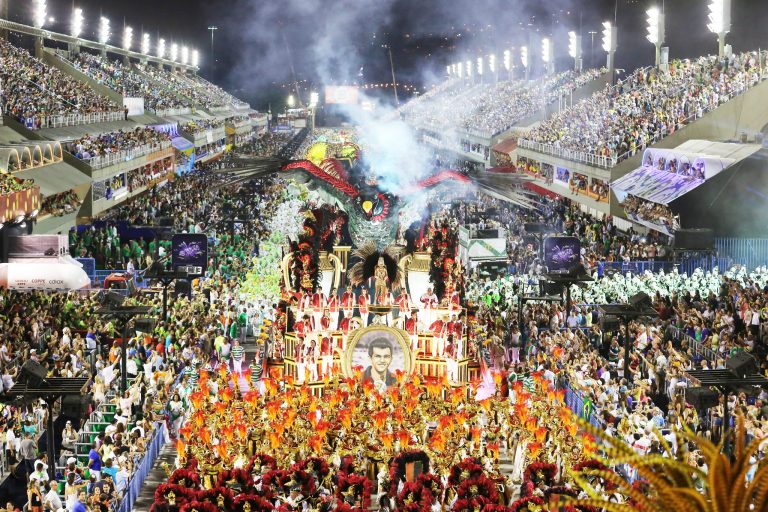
[
  {"left": 408, "top": 51, "right": 768, "bottom": 238},
  {"left": 0, "top": 23, "right": 269, "bottom": 234}
]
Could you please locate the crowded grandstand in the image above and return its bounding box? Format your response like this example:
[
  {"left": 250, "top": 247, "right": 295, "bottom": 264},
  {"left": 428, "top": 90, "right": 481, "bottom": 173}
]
[{"left": 0, "top": 0, "right": 765, "bottom": 511}]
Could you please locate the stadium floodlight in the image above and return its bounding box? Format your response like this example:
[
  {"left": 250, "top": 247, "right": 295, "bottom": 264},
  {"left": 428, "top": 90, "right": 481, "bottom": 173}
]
[
  {"left": 476, "top": 56, "right": 483, "bottom": 76},
  {"left": 520, "top": 46, "right": 528, "bottom": 68},
  {"left": 707, "top": 0, "right": 730, "bottom": 57},
  {"left": 466, "top": 59, "right": 472, "bottom": 77},
  {"left": 646, "top": 7, "right": 665, "bottom": 66},
  {"left": 541, "top": 38, "right": 551, "bottom": 63},
  {"left": 170, "top": 43, "right": 178, "bottom": 62},
  {"left": 122, "top": 26, "right": 133, "bottom": 51},
  {"left": 503, "top": 49, "right": 511, "bottom": 71},
  {"left": 99, "top": 16, "right": 110, "bottom": 45},
  {"left": 488, "top": 54, "right": 496, "bottom": 73},
  {"left": 157, "top": 38, "right": 166, "bottom": 59},
  {"left": 601, "top": 21, "right": 616, "bottom": 53},
  {"left": 309, "top": 92, "right": 319, "bottom": 107},
  {"left": 71, "top": 7, "right": 84, "bottom": 38},
  {"left": 446, "top": 64, "right": 451, "bottom": 76},
  {"left": 181, "top": 46, "right": 189, "bottom": 65},
  {"left": 141, "top": 33, "right": 150, "bottom": 55},
  {"left": 457, "top": 61, "right": 463, "bottom": 78},
  {"left": 569, "top": 31, "right": 582, "bottom": 71},
  {"left": 287, "top": 94, "right": 295, "bottom": 108},
  {"left": 33, "top": 0, "right": 46, "bottom": 29},
  {"left": 192, "top": 49, "right": 199, "bottom": 67},
  {"left": 602, "top": 21, "right": 618, "bottom": 81}
]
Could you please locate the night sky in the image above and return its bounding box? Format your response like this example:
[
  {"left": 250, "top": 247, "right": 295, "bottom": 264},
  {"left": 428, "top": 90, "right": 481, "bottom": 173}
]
[{"left": 5, "top": 0, "right": 768, "bottom": 110}]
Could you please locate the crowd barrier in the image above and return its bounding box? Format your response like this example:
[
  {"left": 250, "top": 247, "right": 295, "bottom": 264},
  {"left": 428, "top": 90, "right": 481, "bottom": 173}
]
[{"left": 117, "top": 422, "right": 166, "bottom": 512}]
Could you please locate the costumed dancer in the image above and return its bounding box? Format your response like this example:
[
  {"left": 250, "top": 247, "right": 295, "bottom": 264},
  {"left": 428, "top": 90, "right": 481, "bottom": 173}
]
[
  {"left": 305, "top": 338, "right": 319, "bottom": 382},
  {"left": 444, "top": 334, "right": 458, "bottom": 381},
  {"left": 298, "top": 290, "right": 312, "bottom": 318},
  {"left": 379, "top": 290, "right": 395, "bottom": 326},
  {"left": 327, "top": 288, "right": 339, "bottom": 330},
  {"left": 405, "top": 310, "right": 421, "bottom": 351},
  {"left": 341, "top": 285, "right": 356, "bottom": 321},
  {"left": 396, "top": 291, "right": 411, "bottom": 322},
  {"left": 420, "top": 286, "right": 438, "bottom": 327},
  {"left": 447, "top": 314, "right": 463, "bottom": 359},
  {"left": 311, "top": 289, "right": 326, "bottom": 333},
  {"left": 320, "top": 331, "right": 333, "bottom": 377},
  {"left": 429, "top": 314, "right": 447, "bottom": 357},
  {"left": 358, "top": 287, "right": 370, "bottom": 326},
  {"left": 374, "top": 257, "right": 389, "bottom": 304}
]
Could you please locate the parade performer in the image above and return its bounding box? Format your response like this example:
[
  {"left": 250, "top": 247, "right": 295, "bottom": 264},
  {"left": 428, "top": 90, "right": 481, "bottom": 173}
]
[
  {"left": 359, "top": 287, "right": 371, "bottom": 326},
  {"left": 429, "top": 315, "right": 447, "bottom": 357},
  {"left": 396, "top": 291, "right": 411, "bottom": 321},
  {"left": 298, "top": 290, "right": 312, "bottom": 316},
  {"left": 320, "top": 331, "right": 333, "bottom": 377},
  {"left": 405, "top": 310, "right": 421, "bottom": 351},
  {"left": 420, "top": 286, "right": 438, "bottom": 326},
  {"left": 447, "top": 314, "right": 463, "bottom": 359},
  {"left": 311, "top": 289, "right": 326, "bottom": 330},
  {"left": 341, "top": 285, "right": 356, "bottom": 320},
  {"left": 379, "top": 290, "right": 395, "bottom": 326},
  {"left": 327, "top": 288, "right": 340, "bottom": 330}
]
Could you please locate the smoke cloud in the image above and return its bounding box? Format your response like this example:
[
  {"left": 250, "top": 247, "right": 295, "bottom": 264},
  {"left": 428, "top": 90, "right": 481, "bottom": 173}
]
[{"left": 213, "top": 0, "right": 578, "bottom": 193}]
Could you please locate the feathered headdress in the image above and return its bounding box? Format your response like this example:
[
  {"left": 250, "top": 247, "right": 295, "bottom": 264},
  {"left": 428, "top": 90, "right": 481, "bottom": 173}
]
[{"left": 347, "top": 242, "right": 403, "bottom": 290}]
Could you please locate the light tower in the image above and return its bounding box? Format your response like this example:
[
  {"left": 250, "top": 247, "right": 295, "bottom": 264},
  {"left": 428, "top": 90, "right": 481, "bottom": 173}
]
[
  {"left": 488, "top": 54, "right": 496, "bottom": 83},
  {"left": 602, "top": 21, "right": 617, "bottom": 84},
  {"left": 520, "top": 46, "right": 529, "bottom": 81},
  {"left": 465, "top": 59, "right": 472, "bottom": 82},
  {"left": 707, "top": 0, "right": 731, "bottom": 58},
  {"left": 541, "top": 37, "right": 554, "bottom": 76},
  {"left": 568, "top": 31, "right": 582, "bottom": 71},
  {"left": 503, "top": 49, "right": 512, "bottom": 80},
  {"left": 33, "top": 0, "right": 46, "bottom": 57},
  {"left": 476, "top": 56, "right": 484, "bottom": 83},
  {"left": 646, "top": 7, "right": 665, "bottom": 67},
  {"left": 69, "top": 7, "right": 84, "bottom": 56}
]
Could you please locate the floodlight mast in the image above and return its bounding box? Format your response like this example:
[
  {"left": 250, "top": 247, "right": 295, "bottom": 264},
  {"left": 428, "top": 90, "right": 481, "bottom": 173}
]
[
  {"left": 707, "top": 0, "right": 731, "bottom": 58},
  {"left": 646, "top": 7, "right": 665, "bottom": 67}
]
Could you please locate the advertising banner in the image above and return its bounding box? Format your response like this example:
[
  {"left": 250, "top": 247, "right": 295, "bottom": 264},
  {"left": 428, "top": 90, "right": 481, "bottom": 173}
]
[{"left": 123, "top": 97, "right": 145, "bottom": 116}]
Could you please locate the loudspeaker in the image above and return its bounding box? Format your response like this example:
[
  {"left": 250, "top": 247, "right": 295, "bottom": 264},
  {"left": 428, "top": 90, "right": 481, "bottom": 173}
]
[
  {"left": 540, "top": 281, "right": 564, "bottom": 295},
  {"left": 629, "top": 292, "right": 652, "bottom": 308},
  {"left": 20, "top": 360, "right": 48, "bottom": 387},
  {"left": 673, "top": 229, "right": 714, "bottom": 251},
  {"left": 134, "top": 317, "right": 156, "bottom": 333},
  {"left": 685, "top": 387, "right": 719, "bottom": 410},
  {"left": 173, "top": 279, "right": 191, "bottom": 299},
  {"left": 600, "top": 316, "right": 621, "bottom": 332},
  {"left": 62, "top": 394, "right": 92, "bottom": 420},
  {"left": 524, "top": 223, "right": 553, "bottom": 234},
  {"left": 726, "top": 351, "right": 758, "bottom": 378}
]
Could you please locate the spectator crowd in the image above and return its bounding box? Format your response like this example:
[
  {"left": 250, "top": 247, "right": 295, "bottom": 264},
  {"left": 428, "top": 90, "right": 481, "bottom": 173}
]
[
  {"left": 0, "top": 40, "right": 122, "bottom": 130},
  {"left": 524, "top": 51, "right": 767, "bottom": 164}
]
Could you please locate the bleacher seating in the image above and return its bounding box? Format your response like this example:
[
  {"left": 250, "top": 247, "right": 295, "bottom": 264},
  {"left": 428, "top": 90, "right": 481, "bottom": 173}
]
[
  {"left": 0, "top": 39, "right": 123, "bottom": 130},
  {"left": 73, "top": 53, "right": 191, "bottom": 113}
]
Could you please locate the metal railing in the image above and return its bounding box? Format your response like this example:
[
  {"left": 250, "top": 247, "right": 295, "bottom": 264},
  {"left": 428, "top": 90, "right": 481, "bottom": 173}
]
[
  {"left": 41, "top": 111, "right": 126, "bottom": 129},
  {"left": 517, "top": 138, "right": 617, "bottom": 168},
  {"left": 151, "top": 107, "right": 192, "bottom": 117},
  {"left": 79, "top": 140, "right": 173, "bottom": 170}
]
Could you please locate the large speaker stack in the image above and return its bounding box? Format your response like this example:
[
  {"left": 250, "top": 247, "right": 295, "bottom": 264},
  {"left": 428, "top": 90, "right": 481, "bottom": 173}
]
[
  {"left": 726, "top": 352, "right": 758, "bottom": 378},
  {"left": 673, "top": 229, "right": 714, "bottom": 251},
  {"left": 685, "top": 387, "right": 719, "bottom": 410}
]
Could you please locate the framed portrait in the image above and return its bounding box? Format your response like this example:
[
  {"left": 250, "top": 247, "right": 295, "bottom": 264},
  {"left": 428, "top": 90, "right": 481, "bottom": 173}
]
[{"left": 342, "top": 325, "right": 413, "bottom": 389}]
